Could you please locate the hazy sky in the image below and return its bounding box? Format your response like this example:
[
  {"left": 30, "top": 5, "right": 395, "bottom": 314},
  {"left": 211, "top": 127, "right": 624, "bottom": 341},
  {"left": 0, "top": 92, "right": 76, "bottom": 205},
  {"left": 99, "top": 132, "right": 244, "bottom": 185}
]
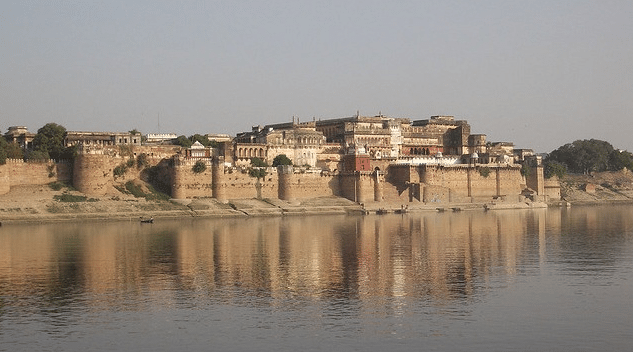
[{"left": 2, "top": 1, "right": 632, "bottom": 153}]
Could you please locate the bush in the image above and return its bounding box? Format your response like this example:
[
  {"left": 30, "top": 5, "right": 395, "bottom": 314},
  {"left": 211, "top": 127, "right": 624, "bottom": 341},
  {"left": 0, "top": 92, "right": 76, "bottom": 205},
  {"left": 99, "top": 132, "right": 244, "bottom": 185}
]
[
  {"left": 48, "top": 182, "right": 66, "bottom": 191},
  {"left": 125, "top": 181, "right": 145, "bottom": 198},
  {"left": 520, "top": 163, "right": 531, "bottom": 177},
  {"left": 192, "top": 160, "right": 207, "bottom": 173},
  {"left": 120, "top": 181, "right": 171, "bottom": 201},
  {"left": 478, "top": 166, "right": 491, "bottom": 178},
  {"left": 113, "top": 164, "right": 128, "bottom": 177},
  {"left": 137, "top": 153, "right": 149, "bottom": 169},
  {"left": 54, "top": 193, "right": 87, "bottom": 202}
]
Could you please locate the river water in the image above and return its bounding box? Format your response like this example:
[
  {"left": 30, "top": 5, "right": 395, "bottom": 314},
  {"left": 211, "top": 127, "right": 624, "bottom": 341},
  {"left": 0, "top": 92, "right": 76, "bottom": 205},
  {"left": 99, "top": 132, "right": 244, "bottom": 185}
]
[{"left": 1, "top": 205, "right": 632, "bottom": 351}]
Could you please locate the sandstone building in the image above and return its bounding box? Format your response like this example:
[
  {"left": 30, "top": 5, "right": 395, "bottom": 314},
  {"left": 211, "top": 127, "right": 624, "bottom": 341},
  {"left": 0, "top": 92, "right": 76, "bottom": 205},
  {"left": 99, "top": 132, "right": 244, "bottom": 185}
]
[{"left": 1, "top": 113, "right": 559, "bottom": 206}]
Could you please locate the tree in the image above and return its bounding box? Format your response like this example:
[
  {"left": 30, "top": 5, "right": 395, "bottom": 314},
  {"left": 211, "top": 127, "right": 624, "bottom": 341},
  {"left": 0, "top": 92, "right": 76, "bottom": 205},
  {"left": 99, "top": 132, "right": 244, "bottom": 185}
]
[
  {"left": 190, "top": 134, "right": 211, "bottom": 147},
  {"left": 547, "top": 139, "right": 615, "bottom": 174},
  {"left": 26, "top": 149, "right": 50, "bottom": 161},
  {"left": 175, "top": 135, "right": 192, "bottom": 148},
  {"left": 272, "top": 154, "right": 292, "bottom": 167},
  {"left": 544, "top": 160, "right": 567, "bottom": 179},
  {"left": 0, "top": 138, "right": 24, "bottom": 163},
  {"left": 608, "top": 149, "right": 633, "bottom": 171},
  {"left": 250, "top": 157, "right": 268, "bottom": 168},
  {"left": 5, "top": 142, "right": 25, "bottom": 159},
  {"left": 32, "top": 123, "right": 69, "bottom": 160},
  {"left": 0, "top": 138, "right": 7, "bottom": 164},
  {"left": 248, "top": 158, "right": 268, "bottom": 179}
]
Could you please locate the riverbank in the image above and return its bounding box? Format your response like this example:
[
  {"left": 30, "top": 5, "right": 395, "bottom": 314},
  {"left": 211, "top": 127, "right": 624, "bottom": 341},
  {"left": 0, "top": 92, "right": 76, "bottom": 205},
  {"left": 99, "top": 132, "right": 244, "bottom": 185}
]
[
  {"left": 3, "top": 169, "right": 633, "bottom": 224},
  {"left": 0, "top": 183, "right": 375, "bottom": 224},
  {"left": 0, "top": 182, "right": 522, "bottom": 224},
  {"left": 559, "top": 169, "right": 633, "bottom": 205}
]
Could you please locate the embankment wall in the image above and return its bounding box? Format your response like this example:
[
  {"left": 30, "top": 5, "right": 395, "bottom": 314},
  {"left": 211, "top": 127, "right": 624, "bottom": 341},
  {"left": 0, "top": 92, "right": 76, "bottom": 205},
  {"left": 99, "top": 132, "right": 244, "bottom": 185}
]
[{"left": 0, "top": 159, "right": 72, "bottom": 195}]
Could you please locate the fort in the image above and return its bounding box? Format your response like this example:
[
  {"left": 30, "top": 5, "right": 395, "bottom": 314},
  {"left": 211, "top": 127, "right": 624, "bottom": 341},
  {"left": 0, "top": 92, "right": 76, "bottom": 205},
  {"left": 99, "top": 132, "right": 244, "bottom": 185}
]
[{"left": 1, "top": 113, "right": 559, "bottom": 212}]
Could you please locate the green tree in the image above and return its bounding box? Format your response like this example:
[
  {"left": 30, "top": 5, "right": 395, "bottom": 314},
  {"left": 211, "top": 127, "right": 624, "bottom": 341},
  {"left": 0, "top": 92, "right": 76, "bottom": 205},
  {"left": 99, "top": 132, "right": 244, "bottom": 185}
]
[
  {"left": 32, "top": 123, "right": 69, "bottom": 160},
  {"left": 544, "top": 160, "right": 567, "bottom": 179},
  {"left": 5, "top": 142, "right": 25, "bottom": 159},
  {"left": 547, "top": 139, "right": 615, "bottom": 174},
  {"left": 248, "top": 158, "right": 268, "bottom": 179},
  {"left": 272, "top": 154, "right": 292, "bottom": 167},
  {"left": 0, "top": 138, "right": 25, "bottom": 163},
  {"left": 250, "top": 157, "right": 268, "bottom": 168},
  {"left": 190, "top": 134, "right": 211, "bottom": 147},
  {"left": 608, "top": 149, "right": 633, "bottom": 171},
  {"left": 175, "top": 135, "right": 192, "bottom": 148},
  {"left": 0, "top": 138, "right": 7, "bottom": 164},
  {"left": 26, "top": 149, "right": 50, "bottom": 161}
]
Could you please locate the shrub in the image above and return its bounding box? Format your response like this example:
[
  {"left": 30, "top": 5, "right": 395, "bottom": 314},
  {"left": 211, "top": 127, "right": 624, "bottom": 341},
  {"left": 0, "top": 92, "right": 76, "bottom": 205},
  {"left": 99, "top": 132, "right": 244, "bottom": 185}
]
[
  {"left": 54, "top": 193, "right": 87, "bottom": 202},
  {"left": 192, "top": 160, "right": 207, "bottom": 174},
  {"left": 125, "top": 181, "right": 145, "bottom": 198},
  {"left": 121, "top": 180, "right": 171, "bottom": 201},
  {"left": 113, "top": 164, "right": 128, "bottom": 177},
  {"left": 478, "top": 166, "right": 491, "bottom": 178},
  {"left": 137, "top": 153, "right": 149, "bottom": 169},
  {"left": 48, "top": 182, "right": 65, "bottom": 191}
]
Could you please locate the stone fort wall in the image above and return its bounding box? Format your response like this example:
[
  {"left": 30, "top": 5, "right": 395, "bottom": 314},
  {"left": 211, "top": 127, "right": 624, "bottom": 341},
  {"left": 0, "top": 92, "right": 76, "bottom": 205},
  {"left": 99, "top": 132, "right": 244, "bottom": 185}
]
[
  {"left": 387, "top": 164, "right": 524, "bottom": 203},
  {"left": 3, "top": 145, "right": 542, "bottom": 204},
  {"left": 0, "top": 159, "right": 72, "bottom": 195}
]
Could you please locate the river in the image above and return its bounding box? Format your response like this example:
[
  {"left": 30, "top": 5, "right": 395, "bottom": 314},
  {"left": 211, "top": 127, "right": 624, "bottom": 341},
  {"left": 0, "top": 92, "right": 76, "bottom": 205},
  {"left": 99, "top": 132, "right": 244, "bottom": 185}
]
[{"left": 1, "top": 205, "right": 632, "bottom": 351}]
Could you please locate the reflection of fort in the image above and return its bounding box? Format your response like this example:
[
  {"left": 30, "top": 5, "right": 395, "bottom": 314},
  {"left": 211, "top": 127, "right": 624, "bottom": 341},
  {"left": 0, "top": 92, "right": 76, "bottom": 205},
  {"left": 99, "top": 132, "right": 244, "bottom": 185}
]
[{"left": 2, "top": 207, "right": 633, "bottom": 309}]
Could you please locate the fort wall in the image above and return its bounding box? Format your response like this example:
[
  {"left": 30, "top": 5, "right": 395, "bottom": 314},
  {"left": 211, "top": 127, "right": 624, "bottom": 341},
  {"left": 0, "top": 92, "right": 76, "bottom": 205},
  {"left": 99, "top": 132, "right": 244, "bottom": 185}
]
[
  {"left": 171, "top": 158, "right": 214, "bottom": 199},
  {"left": 2, "top": 144, "right": 545, "bottom": 205},
  {"left": 73, "top": 146, "right": 179, "bottom": 195},
  {"left": 0, "top": 159, "right": 72, "bottom": 195}
]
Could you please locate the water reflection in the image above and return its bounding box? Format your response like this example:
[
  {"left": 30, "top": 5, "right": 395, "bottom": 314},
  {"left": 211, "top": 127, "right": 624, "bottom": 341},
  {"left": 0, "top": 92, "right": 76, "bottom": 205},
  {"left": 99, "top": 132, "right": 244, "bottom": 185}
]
[{"left": 2, "top": 207, "right": 633, "bottom": 313}]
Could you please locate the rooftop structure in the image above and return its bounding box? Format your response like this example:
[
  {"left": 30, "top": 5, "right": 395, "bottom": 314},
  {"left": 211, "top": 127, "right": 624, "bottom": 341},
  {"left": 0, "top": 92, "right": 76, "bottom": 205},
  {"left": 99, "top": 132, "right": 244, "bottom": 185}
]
[
  {"left": 65, "top": 131, "right": 141, "bottom": 148},
  {"left": 4, "top": 126, "right": 35, "bottom": 150}
]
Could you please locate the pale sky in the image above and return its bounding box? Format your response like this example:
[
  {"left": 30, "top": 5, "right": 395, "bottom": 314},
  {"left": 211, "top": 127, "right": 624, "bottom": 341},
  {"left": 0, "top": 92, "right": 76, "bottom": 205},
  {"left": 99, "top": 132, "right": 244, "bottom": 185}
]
[{"left": 2, "top": 1, "right": 632, "bottom": 153}]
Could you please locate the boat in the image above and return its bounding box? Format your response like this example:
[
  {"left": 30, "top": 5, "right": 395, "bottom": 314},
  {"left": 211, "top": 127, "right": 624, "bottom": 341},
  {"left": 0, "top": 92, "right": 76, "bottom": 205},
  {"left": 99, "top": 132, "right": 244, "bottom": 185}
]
[
  {"left": 140, "top": 217, "right": 154, "bottom": 223},
  {"left": 395, "top": 205, "right": 409, "bottom": 214},
  {"left": 376, "top": 208, "right": 389, "bottom": 215}
]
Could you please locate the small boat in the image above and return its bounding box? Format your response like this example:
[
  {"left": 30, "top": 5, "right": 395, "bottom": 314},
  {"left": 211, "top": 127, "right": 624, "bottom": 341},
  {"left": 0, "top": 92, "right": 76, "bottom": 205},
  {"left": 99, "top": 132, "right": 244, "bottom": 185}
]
[
  {"left": 376, "top": 208, "right": 389, "bottom": 215},
  {"left": 395, "top": 205, "right": 409, "bottom": 214},
  {"left": 140, "top": 217, "right": 154, "bottom": 223}
]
